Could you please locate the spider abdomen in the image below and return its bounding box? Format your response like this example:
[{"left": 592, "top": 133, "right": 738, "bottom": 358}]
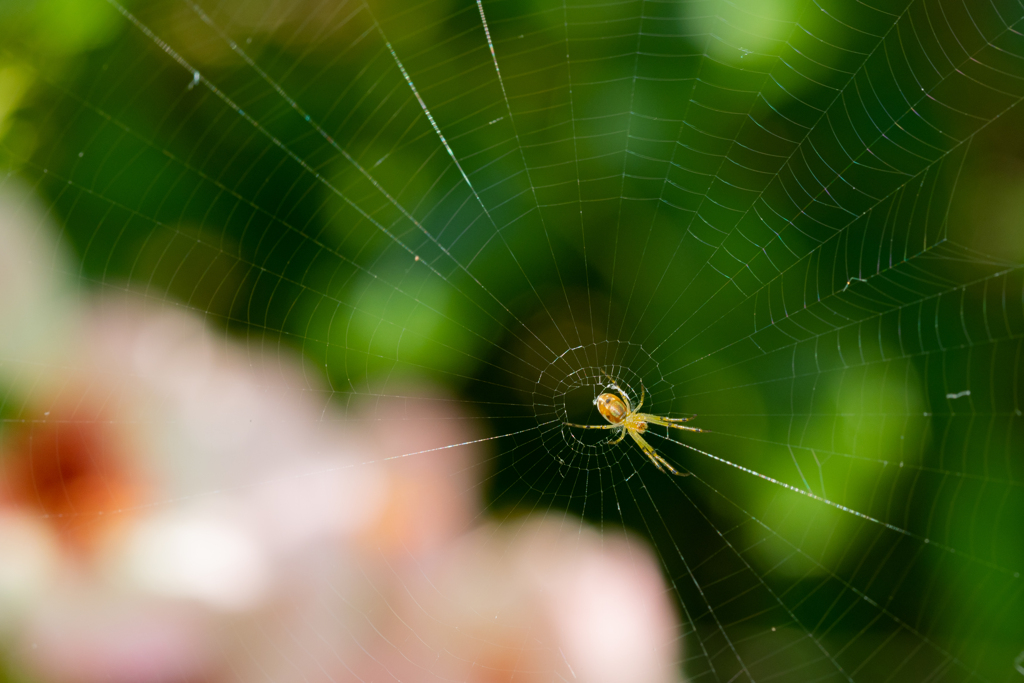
[{"left": 594, "top": 392, "right": 628, "bottom": 424}]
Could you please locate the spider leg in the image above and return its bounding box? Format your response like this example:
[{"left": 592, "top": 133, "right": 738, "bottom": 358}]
[
  {"left": 628, "top": 430, "right": 688, "bottom": 476},
  {"left": 609, "top": 427, "right": 627, "bottom": 445},
  {"left": 565, "top": 422, "right": 619, "bottom": 430},
  {"left": 635, "top": 381, "right": 645, "bottom": 412},
  {"left": 642, "top": 414, "right": 703, "bottom": 432}
]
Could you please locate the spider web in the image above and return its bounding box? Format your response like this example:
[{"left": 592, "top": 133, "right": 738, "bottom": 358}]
[{"left": 2, "top": 0, "right": 1024, "bottom": 680}]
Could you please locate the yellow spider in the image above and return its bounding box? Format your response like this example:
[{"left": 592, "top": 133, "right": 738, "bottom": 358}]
[{"left": 566, "top": 376, "right": 699, "bottom": 476}]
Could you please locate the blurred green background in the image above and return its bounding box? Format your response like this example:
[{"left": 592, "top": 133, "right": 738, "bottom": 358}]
[{"left": 2, "top": 0, "right": 1023, "bottom": 680}]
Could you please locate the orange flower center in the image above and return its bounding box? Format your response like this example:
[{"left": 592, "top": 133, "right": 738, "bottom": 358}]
[{"left": 2, "top": 409, "right": 143, "bottom": 555}]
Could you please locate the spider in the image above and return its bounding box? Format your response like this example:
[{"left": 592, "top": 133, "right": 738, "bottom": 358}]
[{"left": 565, "top": 375, "right": 700, "bottom": 476}]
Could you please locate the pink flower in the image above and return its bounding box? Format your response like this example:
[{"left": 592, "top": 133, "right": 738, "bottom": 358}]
[
  {"left": 351, "top": 515, "right": 681, "bottom": 683},
  {"left": 0, "top": 181, "right": 682, "bottom": 682},
  {"left": 0, "top": 287, "right": 488, "bottom": 682}
]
